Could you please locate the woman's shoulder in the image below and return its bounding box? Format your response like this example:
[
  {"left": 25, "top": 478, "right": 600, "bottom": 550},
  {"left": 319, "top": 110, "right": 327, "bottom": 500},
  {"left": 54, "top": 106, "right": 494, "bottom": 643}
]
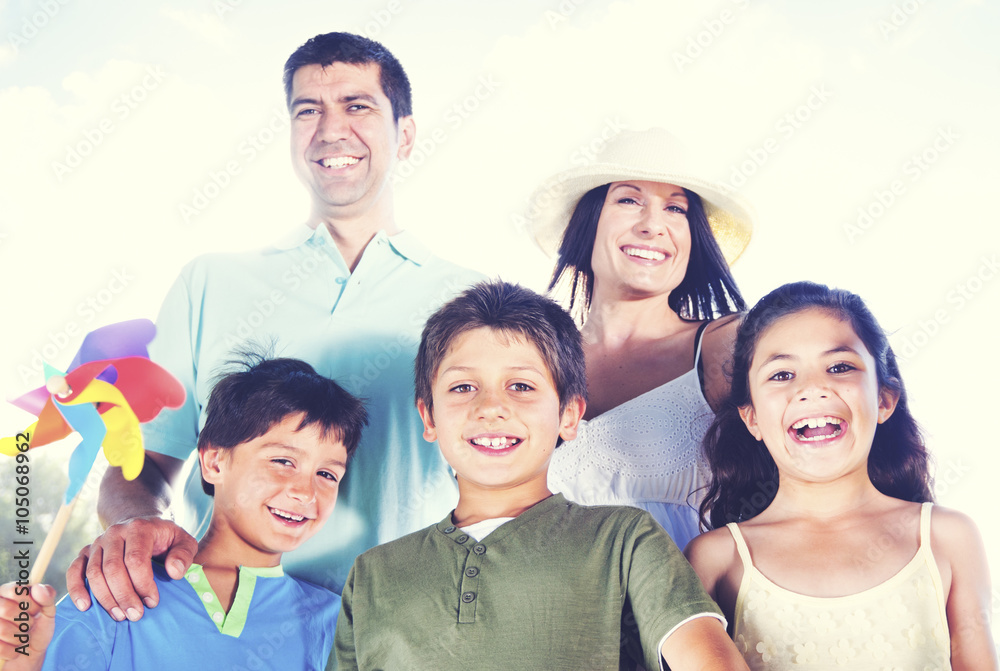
[
  {"left": 696, "top": 313, "right": 743, "bottom": 410},
  {"left": 699, "top": 313, "right": 741, "bottom": 353}
]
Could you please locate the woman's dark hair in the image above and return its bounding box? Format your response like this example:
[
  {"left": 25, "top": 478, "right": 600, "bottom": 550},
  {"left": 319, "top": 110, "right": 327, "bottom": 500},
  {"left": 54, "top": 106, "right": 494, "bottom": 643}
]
[
  {"left": 547, "top": 184, "right": 746, "bottom": 322},
  {"left": 699, "top": 281, "right": 932, "bottom": 529}
]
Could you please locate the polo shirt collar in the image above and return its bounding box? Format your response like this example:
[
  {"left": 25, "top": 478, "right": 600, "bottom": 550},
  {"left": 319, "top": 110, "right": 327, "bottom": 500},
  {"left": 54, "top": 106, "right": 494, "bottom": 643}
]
[{"left": 271, "top": 223, "right": 429, "bottom": 266}]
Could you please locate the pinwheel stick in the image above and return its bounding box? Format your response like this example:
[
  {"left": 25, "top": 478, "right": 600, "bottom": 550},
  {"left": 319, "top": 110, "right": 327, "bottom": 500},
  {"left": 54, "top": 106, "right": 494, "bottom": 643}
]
[{"left": 28, "top": 496, "right": 78, "bottom": 585}]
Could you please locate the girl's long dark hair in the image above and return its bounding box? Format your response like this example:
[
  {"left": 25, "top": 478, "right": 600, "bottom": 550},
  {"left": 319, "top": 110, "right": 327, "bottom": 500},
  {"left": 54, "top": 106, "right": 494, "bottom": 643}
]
[
  {"left": 548, "top": 184, "right": 745, "bottom": 323},
  {"left": 699, "top": 281, "right": 932, "bottom": 530}
]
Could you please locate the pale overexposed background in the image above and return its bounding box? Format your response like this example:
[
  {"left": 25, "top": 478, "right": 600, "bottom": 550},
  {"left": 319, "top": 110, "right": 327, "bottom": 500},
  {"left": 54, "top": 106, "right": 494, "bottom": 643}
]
[{"left": 1, "top": 0, "right": 997, "bottom": 639}]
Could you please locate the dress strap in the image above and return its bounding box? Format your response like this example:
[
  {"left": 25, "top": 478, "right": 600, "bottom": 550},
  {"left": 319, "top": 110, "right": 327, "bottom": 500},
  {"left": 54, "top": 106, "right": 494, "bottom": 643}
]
[
  {"left": 919, "top": 501, "right": 933, "bottom": 546},
  {"left": 692, "top": 321, "right": 711, "bottom": 366},
  {"left": 726, "top": 523, "right": 753, "bottom": 571}
]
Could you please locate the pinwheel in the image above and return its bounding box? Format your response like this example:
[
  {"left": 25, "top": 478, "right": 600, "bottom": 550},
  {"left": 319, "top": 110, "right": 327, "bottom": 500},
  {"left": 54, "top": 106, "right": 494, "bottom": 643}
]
[{"left": 1, "top": 319, "right": 185, "bottom": 583}]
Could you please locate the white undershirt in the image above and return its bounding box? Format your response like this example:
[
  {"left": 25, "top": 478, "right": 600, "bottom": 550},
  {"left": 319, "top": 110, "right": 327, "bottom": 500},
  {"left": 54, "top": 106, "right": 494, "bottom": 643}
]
[{"left": 458, "top": 517, "right": 515, "bottom": 541}]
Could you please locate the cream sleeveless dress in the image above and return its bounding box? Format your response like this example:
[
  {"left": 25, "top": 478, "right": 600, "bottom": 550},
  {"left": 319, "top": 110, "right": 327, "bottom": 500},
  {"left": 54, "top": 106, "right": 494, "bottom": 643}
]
[{"left": 728, "top": 502, "right": 951, "bottom": 670}]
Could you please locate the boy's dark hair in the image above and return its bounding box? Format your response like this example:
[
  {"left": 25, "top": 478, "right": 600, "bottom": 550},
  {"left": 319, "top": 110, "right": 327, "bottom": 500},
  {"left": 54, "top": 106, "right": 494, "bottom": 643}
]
[
  {"left": 282, "top": 31, "right": 412, "bottom": 121},
  {"left": 548, "top": 185, "right": 746, "bottom": 322},
  {"left": 699, "top": 281, "right": 932, "bottom": 529},
  {"left": 415, "top": 281, "right": 587, "bottom": 415},
  {"left": 198, "top": 353, "right": 368, "bottom": 496}
]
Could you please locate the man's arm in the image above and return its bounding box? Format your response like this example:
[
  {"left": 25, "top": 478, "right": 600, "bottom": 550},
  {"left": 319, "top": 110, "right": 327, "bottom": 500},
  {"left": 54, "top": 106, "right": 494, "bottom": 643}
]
[
  {"left": 65, "top": 451, "right": 198, "bottom": 622},
  {"left": 660, "top": 617, "right": 749, "bottom": 671},
  {"left": 66, "top": 268, "right": 204, "bottom": 622}
]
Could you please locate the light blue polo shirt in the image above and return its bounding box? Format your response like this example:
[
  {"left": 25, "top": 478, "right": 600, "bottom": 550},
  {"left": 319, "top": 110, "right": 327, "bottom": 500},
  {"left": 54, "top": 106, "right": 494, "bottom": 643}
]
[
  {"left": 44, "top": 562, "right": 338, "bottom": 670},
  {"left": 142, "top": 224, "right": 483, "bottom": 592}
]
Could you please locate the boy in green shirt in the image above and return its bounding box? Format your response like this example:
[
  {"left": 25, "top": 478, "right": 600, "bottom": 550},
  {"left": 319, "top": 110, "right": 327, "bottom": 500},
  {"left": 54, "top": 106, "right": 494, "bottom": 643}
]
[{"left": 333, "top": 281, "right": 748, "bottom": 670}]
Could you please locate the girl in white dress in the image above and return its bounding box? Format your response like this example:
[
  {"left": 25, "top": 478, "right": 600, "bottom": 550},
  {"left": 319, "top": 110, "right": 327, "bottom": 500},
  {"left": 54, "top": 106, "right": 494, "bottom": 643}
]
[
  {"left": 529, "top": 128, "right": 755, "bottom": 550},
  {"left": 685, "top": 281, "right": 996, "bottom": 670}
]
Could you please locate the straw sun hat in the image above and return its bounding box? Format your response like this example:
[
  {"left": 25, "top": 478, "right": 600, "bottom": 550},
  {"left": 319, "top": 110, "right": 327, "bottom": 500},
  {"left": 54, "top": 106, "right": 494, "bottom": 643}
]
[{"left": 526, "top": 128, "right": 754, "bottom": 265}]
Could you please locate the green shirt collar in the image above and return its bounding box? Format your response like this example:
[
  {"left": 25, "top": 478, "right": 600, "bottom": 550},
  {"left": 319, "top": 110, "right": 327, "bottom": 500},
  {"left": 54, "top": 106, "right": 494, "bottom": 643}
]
[{"left": 184, "top": 563, "right": 284, "bottom": 637}]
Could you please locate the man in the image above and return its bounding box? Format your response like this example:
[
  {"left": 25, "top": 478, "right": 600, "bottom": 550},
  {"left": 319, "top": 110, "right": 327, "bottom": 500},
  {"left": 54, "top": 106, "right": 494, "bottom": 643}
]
[{"left": 66, "top": 32, "right": 482, "bottom": 621}]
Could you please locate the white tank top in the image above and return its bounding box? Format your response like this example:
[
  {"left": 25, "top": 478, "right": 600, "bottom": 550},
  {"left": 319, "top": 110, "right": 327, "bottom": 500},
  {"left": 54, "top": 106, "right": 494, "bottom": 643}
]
[
  {"left": 728, "top": 502, "right": 951, "bottom": 670},
  {"left": 547, "top": 323, "right": 713, "bottom": 550}
]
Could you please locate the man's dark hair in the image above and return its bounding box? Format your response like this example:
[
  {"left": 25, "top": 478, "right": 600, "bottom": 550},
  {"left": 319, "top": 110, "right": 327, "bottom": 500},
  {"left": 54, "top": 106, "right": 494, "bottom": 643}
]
[
  {"left": 198, "top": 352, "right": 368, "bottom": 496},
  {"left": 415, "top": 281, "right": 587, "bottom": 416},
  {"left": 283, "top": 31, "right": 412, "bottom": 121}
]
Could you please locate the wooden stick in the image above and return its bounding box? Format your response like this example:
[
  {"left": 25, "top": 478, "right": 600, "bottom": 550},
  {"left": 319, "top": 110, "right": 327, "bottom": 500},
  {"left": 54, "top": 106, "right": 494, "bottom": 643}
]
[{"left": 28, "top": 496, "right": 78, "bottom": 585}]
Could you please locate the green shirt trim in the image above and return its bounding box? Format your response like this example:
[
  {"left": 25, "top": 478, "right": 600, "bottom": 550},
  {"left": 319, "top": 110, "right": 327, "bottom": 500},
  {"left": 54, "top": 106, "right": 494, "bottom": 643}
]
[{"left": 184, "top": 563, "right": 285, "bottom": 637}]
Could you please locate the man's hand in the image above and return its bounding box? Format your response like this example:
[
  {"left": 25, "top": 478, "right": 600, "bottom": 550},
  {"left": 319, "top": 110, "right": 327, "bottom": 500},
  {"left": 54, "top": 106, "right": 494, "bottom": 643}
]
[
  {"left": 65, "top": 517, "right": 197, "bottom": 622},
  {"left": 0, "top": 582, "right": 57, "bottom": 671}
]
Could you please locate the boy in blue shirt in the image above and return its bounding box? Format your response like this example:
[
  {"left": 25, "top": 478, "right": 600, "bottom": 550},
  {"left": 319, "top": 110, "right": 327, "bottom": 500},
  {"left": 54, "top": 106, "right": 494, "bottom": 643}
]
[
  {"left": 1, "top": 356, "right": 367, "bottom": 670},
  {"left": 333, "top": 281, "right": 748, "bottom": 670}
]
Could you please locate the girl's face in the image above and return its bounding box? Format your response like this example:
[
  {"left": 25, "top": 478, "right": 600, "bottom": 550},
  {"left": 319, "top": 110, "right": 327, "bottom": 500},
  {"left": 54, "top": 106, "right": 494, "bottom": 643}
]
[
  {"left": 589, "top": 180, "right": 691, "bottom": 301},
  {"left": 738, "top": 308, "right": 899, "bottom": 486}
]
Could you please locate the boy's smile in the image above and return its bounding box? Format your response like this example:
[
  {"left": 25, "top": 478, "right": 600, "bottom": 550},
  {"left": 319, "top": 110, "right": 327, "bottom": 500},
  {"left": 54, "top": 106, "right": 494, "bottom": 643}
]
[
  {"left": 200, "top": 413, "right": 348, "bottom": 566},
  {"left": 417, "top": 327, "right": 583, "bottom": 496}
]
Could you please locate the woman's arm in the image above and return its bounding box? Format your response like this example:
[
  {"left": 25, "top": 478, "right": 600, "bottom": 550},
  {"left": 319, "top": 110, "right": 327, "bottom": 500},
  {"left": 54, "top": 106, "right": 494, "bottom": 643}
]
[{"left": 699, "top": 314, "right": 741, "bottom": 412}]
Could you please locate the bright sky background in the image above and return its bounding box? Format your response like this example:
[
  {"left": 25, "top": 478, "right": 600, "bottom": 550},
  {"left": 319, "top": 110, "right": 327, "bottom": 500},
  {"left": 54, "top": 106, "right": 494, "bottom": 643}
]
[{"left": 2, "top": 0, "right": 997, "bottom": 632}]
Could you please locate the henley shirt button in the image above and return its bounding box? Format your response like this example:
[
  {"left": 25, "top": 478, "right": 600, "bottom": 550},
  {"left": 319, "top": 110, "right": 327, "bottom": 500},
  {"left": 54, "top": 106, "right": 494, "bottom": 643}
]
[
  {"left": 443, "top": 526, "right": 456, "bottom": 534},
  {"left": 465, "top": 567, "right": 479, "bottom": 577},
  {"left": 461, "top": 592, "right": 476, "bottom": 603},
  {"left": 456, "top": 535, "right": 469, "bottom": 544},
  {"left": 473, "top": 544, "right": 487, "bottom": 555}
]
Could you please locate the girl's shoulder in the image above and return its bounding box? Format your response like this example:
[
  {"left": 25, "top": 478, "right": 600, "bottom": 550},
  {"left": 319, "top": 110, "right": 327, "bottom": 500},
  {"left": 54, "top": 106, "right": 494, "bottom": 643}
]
[
  {"left": 684, "top": 526, "right": 744, "bottom": 619},
  {"left": 928, "top": 504, "right": 986, "bottom": 566},
  {"left": 683, "top": 527, "right": 740, "bottom": 585}
]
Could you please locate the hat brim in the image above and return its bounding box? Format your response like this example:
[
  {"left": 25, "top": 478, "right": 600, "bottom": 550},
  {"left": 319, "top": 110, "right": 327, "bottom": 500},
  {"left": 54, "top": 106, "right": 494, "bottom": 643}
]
[{"left": 526, "top": 163, "right": 754, "bottom": 265}]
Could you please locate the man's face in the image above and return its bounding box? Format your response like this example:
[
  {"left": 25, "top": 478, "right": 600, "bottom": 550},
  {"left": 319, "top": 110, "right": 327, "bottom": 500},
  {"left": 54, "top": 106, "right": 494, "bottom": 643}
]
[{"left": 288, "top": 61, "right": 415, "bottom": 221}]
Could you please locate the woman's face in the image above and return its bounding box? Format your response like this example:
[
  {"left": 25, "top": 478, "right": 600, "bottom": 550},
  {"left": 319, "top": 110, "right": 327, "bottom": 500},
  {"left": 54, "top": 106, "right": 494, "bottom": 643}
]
[{"left": 589, "top": 180, "right": 692, "bottom": 302}]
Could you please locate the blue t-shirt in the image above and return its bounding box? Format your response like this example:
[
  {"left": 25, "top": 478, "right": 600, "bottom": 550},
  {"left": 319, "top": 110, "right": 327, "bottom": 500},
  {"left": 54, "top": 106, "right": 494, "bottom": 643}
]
[
  {"left": 142, "top": 225, "right": 483, "bottom": 592},
  {"left": 43, "top": 562, "right": 338, "bottom": 670}
]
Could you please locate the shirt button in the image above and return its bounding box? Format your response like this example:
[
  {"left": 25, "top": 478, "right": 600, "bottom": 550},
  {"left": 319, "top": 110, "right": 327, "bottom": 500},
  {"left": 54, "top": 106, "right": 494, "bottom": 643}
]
[
  {"left": 461, "top": 592, "right": 476, "bottom": 603},
  {"left": 473, "top": 544, "right": 487, "bottom": 555},
  {"left": 443, "top": 526, "right": 456, "bottom": 534},
  {"left": 335, "top": 277, "right": 347, "bottom": 285},
  {"left": 456, "top": 535, "right": 469, "bottom": 544},
  {"left": 465, "top": 567, "right": 479, "bottom": 578},
  {"left": 201, "top": 592, "right": 213, "bottom": 603},
  {"left": 212, "top": 612, "right": 224, "bottom": 623}
]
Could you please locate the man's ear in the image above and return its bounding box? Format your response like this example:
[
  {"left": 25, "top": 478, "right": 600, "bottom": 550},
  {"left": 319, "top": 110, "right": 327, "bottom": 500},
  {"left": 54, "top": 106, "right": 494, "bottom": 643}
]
[
  {"left": 557, "top": 396, "right": 586, "bottom": 442},
  {"left": 416, "top": 398, "right": 437, "bottom": 442},
  {"left": 395, "top": 115, "right": 416, "bottom": 161},
  {"left": 738, "top": 405, "right": 762, "bottom": 441},
  {"left": 877, "top": 384, "right": 901, "bottom": 424},
  {"left": 199, "top": 445, "right": 227, "bottom": 487}
]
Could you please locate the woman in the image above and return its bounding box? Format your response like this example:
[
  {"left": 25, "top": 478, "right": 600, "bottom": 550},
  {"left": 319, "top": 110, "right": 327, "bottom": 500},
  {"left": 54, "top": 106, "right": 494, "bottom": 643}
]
[{"left": 528, "top": 128, "right": 754, "bottom": 550}]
